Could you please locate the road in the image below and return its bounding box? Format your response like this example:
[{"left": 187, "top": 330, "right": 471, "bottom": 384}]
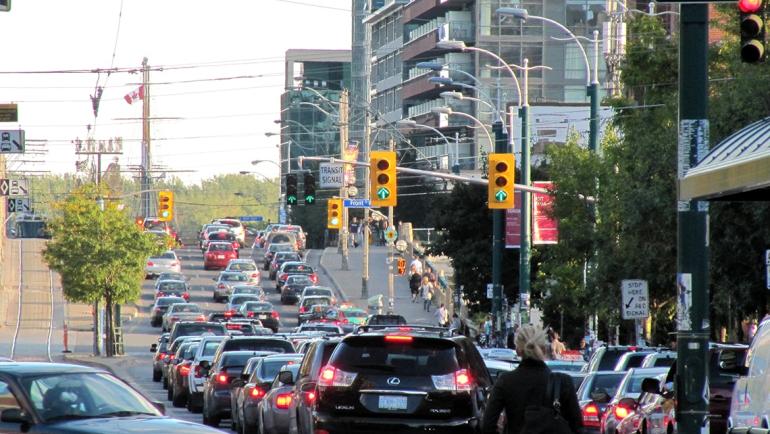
[{"left": 115, "top": 244, "right": 334, "bottom": 432}]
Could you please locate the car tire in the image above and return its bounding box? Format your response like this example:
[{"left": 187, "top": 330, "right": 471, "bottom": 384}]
[
  {"left": 172, "top": 388, "right": 186, "bottom": 408},
  {"left": 152, "top": 369, "right": 161, "bottom": 382},
  {"left": 204, "top": 412, "right": 220, "bottom": 427},
  {"left": 167, "top": 384, "right": 173, "bottom": 401},
  {"left": 187, "top": 399, "right": 202, "bottom": 413}
]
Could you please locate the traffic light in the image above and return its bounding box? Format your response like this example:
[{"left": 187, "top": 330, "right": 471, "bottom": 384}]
[
  {"left": 487, "top": 153, "right": 515, "bottom": 209},
  {"left": 286, "top": 174, "right": 298, "bottom": 205},
  {"left": 370, "top": 150, "right": 397, "bottom": 207},
  {"left": 739, "top": 0, "right": 765, "bottom": 63},
  {"left": 304, "top": 172, "right": 316, "bottom": 205},
  {"left": 327, "top": 198, "right": 342, "bottom": 229},
  {"left": 158, "top": 191, "right": 174, "bottom": 221}
]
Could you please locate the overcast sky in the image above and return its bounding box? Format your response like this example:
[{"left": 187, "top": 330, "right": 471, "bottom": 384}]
[{"left": 0, "top": 0, "right": 351, "bottom": 184}]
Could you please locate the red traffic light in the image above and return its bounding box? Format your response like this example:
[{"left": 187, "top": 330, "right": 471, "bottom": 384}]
[{"left": 739, "top": 0, "right": 762, "bottom": 13}]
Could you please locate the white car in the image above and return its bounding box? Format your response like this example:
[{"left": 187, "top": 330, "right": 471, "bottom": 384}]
[
  {"left": 145, "top": 251, "right": 181, "bottom": 277},
  {"left": 225, "top": 259, "right": 260, "bottom": 285},
  {"left": 186, "top": 335, "right": 227, "bottom": 412},
  {"left": 298, "top": 286, "right": 336, "bottom": 307},
  {"left": 213, "top": 218, "right": 246, "bottom": 244}
]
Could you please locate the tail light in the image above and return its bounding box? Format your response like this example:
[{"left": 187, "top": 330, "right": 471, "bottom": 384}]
[
  {"left": 162, "top": 353, "right": 172, "bottom": 360},
  {"left": 317, "top": 365, "right": 357, "bottom": 388},
  {"left": 216, "top": 373, "right": 229, "bottom": 384},
  {"left": 299, "top": 306, "right": 307, "bottom": 313},
  {"left": 252, "top": 273, "right": 259, "bottom": 279},
  {"left": 310, "top": 274, "right": 318, "bottom": 283},
  {"left": 582, "top": 403, "right": 600, "bottom": 427},
  {"left": 147, "top": 261, "right": 154, "bottom": 266},
  {"left": 248, "top": 386, "right": 266, "bottom": 399},
  {"left": 385, "top": 335, "right": 413, "bottom": 343},
  {"left": 178, "top": 363, "right": 191, "bottom": 376},
  {"left": 432, "top": 369, "right": 473, "bottom": 391},
  {"left": 276, "top": 393, "right": 292, "bottom": 409},
  {"left": 170, "top": 316, "right": 180, "bottom": 322},
  {"left": 271, "top": 311, "right": 280, "bottom": 319},
  {"left": 247, "top": 312, "right": 255, "bottom": 318},
  {"left": 196, "top": 314, "right": 206, "bottom": 321},
  {"left": 218, "top": 284, "right": 226, "bottom": 289},
  {"left": 303, "top": 390, "right": 317, "bottom": 406},
  {"left": 614, "top": 405, "right": 630, "bottom": 420}
]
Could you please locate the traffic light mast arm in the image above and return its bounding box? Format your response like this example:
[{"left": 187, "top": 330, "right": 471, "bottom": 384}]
[{"left": 297, "top": 155, "right": 579, "bottom": 199}]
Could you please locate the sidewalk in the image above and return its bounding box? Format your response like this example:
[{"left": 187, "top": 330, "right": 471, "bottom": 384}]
[{"left": 319, "top": 246, "right": 439, "bottom": 325}]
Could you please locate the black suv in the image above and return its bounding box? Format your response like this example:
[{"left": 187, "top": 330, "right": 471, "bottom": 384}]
[{"left": 306, "top": 327, "right": 492, "bottom": 434}]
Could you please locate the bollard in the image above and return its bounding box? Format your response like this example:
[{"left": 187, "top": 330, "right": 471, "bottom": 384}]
[{"left": 62, "top": 322, "right": 71, "bottom": 353}]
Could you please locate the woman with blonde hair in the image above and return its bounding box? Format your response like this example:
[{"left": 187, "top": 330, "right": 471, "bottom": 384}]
[{"left": 481, "top": 324, "right": 582, "bottom": 434}]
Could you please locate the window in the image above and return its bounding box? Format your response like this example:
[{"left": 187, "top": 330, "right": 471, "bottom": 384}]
[{"left": 0, "top": 380, "right": 19, "bottom": 413}]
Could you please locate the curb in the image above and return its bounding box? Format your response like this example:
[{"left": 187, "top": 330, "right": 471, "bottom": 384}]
[{"left": 317, "top": 248, "right": 349, "bottom": 304}]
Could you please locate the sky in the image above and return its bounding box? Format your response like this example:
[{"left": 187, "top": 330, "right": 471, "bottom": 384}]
[{"left": 0, "top": 0, "right": 351, "bottom": 184}]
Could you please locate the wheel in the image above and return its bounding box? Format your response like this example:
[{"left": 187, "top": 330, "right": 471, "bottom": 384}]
[
  {"left": 152, "top": 369, "right": 161, "bottom": 382},
  {"left": 167, "top": 384, "right": 173, "bottom": 401},
  {"left": 204, "top": 412, "right": 220, "bottom": 427},
  {"left": 187, "top": 398, "right": 202, "bottom": 413},
  {"left": 172, "top": 388, "right": 186, "bottom": 407},
  {"left": 162, "top": 375, "right": 168, "bottom": 390}
]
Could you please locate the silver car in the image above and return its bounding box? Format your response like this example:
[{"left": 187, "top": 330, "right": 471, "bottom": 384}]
[
  {"left": 213, "top": 271, "right": 251, "bottom": 302},
  {"left": 225, "top": 259, "right": 260, "bottom": 285},
  {"left": 145, "top": 250, "right": 181, "bottom": 277},
  {"left": 162, "top": 303, "right": 205, "bottom": 332},
  {"left": 258, "top": 363, "right": 302, "bottom": 434},
  {"left": 186, "top": 335, "right": 227, "bottom": 413}
]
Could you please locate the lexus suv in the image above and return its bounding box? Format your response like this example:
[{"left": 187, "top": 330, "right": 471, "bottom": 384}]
[{"left": 307, "top": 326, "right": 492, "bottom": 434}]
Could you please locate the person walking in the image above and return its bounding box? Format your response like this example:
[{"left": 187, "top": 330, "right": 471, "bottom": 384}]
[
  {"left": 450, "top": 313, "right": 462, "bottom": 332},
  {"left": 481, "top": 325, "right": 582, "bottom": 434},
  {"left": 483, "top": 315, "right": 493, "bottom": 348},
  {"left": 435, "top": 303, "right": 449, "bottom": 327},
  {"left": 420, "top": 276, "right": 434, "bottom": 312},
  {"left": 350, "top": 217, "right": 360, "bottom": 248},
  {"left": 409, "top": 271, "right": 421, "bottom": 303}
]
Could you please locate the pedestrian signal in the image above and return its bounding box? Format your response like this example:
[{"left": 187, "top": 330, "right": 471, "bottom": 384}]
[{"left": 397, "top": 257, "right": 406, "bottom": 276}]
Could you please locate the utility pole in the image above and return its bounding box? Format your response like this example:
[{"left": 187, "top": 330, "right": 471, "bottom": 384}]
[
  {"left": 518, "top": 59, "right": 531, "bottom": 325},
  {"left": 361, "top": 113, "right": 370, "bottom": 298},
  {"left": 339, "top": 90, "right": 350, "bottom": 270},
  {"left": 588, "top": 29, "right": 600, "bottom": 153},
  {"left": 387, "top": 138, "right": 395, "bottom": 314},
  {"left": 491, "top": 122, "right": 507, "bottom": 333},
  {"left": 141, "top": 57, "right": 152, "bottom": 219},
  {"left": 676, "top": 4, "right": 709, "bottom": 434}
]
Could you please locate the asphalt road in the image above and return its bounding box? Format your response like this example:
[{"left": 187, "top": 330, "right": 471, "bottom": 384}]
[{"left": 116, "top": 244, "right": 329, "bottom": 432}]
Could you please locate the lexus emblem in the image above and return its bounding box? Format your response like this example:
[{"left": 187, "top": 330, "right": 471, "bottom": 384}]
[{"left": 387, "top": 377, "right": 401, "bottom": 385}]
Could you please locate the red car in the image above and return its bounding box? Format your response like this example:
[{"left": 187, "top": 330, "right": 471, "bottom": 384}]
[
  {"left": 204, "top": 242, "right": 239, "bottom": 270},
  {"left": 208, "top": 231, "right": 240, "bottom": 251}
]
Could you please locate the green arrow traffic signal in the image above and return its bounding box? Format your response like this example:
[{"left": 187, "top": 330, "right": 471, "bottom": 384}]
[
  {"left": 377, "top": 187, "right": 390, "bottom": 200},
  {"left": 305, "top": 195, "right": 315, "bottom": 204},
  {"left": 495, "top": 190, "right": 508, "bottom": 202},
  {"left": 287, "top": 195, "right": 298, "bottom": 205}
]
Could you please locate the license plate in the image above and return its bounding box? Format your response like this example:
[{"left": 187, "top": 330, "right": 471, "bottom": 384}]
[
  {"left": 378, "top": 395, "right": 407, "bottom": 410},
  {"left": 217, "top": 255, "right": 224, "bottom": 259},
  {"left": 258, "top": 314, "right": 268, "bottom": 320}
]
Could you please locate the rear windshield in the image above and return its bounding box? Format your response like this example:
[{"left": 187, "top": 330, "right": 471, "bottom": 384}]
[
  {"left": 284, "top": 264, "right": 313, "bottom": 273},
  {"left": 270, "top": 234, "right": 293, "bottom": 243},
  {"left": 202, "top": 340, "right": 223, "bottom": 356},
  {"left": 223, "top": 353, "right": 259, "bottom": 368},
  {"left": 243, "top": 302, "right": 272, "bottom": 312},
  {"left": 229, "top": 263, "right": 257, "bottom": 271},
  {"left": 160, "top": 252, "right": 176, "bottom": 260},
  {"left": 222, "top": 274, "right": 248, "bottom": 282},
  {"left": 270, "top": 244, "right": 292, "bottom": 252},
  {"left": 233, "top": 287, "right": 260, "bottom": 295},
  {"left": 598, "top": 350, "right": 627, "bottom": 371},
  {"left": 344, "top": 310, "right": 367, "bottom": 318},
  {"left": 585, "top": 373, "right": 624, "bottom": 398},
  {"left": 157, "top": 298, "right": 184, "bottom": 306},
  {"left": 260, "top": 359, "right": 300, "bottom": 381},
  {"left": 622, "top": 374, "right": 654, "bottom": 396},
  {"left": 180, "top": 344, "right": 199, "bottom": 359},
  {"left": 653, "top": 357, "right": 676, "bottom": 367},
  {"left": 159, "top": 281, "right": 185, "bottom": 290},
  {"left": 176, "top": 323, "right": 226, "bottom": 336},
  {"left": 231, "top": 296, "right": 259, "bottom": 305},
  {"left": 223, "top": 339, "right": 295, "bottom": 353},
  {"left": 288, "top": 276, "right": 313, "bottom": 285},
  {"left": 368, "top": 315, "right": 407, "bottom": 325},
  {"left": 300, "top": 326, "right": 339, "bottom": 333},
  {"left": 304, "top": 288, "right": 331, "bottom": 296},
  {"left": 171, "top": 304, "right": 201, "bottom": 313},
  {"left": 625, "top": 354, "right": 648, "bottom": 369},
  {"left": 302, "top": 298, "right": 330, "bottom": 308},
  {"left": 331, "top": 336, "right": 461, "bottom": 376},
  {"left": 210, "top": 243, "right": 233, "bottom": 251},
  {"left": 277, "top": 253, "right": 301, "bottom": 261}
]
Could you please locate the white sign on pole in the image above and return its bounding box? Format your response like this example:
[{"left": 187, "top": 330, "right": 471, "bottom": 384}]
[
  {"left": 0, "top": 130, "right": 24, "bottom": 153},
  {"left": 319, "top": 163, "right": 344, "bottom": 188},
  {"left": 486, "top": 283, "right": 494, "bottom": 299},
  {"left": 6, "top": 198, "right": 30, "bottom": 213},
  {"left": 8, "top": 179, "right": 28, "bottom": 196},
  {"left": 765, "top": 250, "right": 770, "bottom": 290},
  {"left": 621, "top": 279, "right": 649, "bottom": 320}
]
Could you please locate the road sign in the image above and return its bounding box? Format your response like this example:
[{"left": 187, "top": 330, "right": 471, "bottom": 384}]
[
  {"left": 384, "top": 225, "right": 397, "bottom": 242},
  {"left": 343, "top": 198, "right": 371, "bottom": 208},
  {"left": 487, "top": 283, "right": 494, "bottom": 299},
  {"left": 240, "top": 216, "right": 263, "bottom": 222},
  {"left": 319, "top": 163, "right": 344, "bottom": 188},
  {"left": 7, "top": 198, "right": 30, "bottom": 213},
  {"left": 1, "top": 179, "right": 28, "bottom": 196},
  {"left": 0, "top": 130, "right": 24, "bottom": 153},
  {"left": 0, "top": 104, "right": 17, "bottom": 122},
  {"left": 621, "top": 279, "right": 649, "bottom": 320}
]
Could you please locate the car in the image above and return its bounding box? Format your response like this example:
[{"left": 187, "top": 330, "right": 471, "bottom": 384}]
[
  {"left": 200, "top": 225, "right": 231, "bottom": 251},
  {"left": 640, "top": 350, "right": 677, "bottom": 368},
  {"left": 281, "top": 275, "right": 314, "bottom": 304},
  {"left": 305, "top": 327, "right": 493, "bottom": 434},
  {"left": 145, "top": 250, "right": 181, "bottom": 278},
  {"left": 239, "top": 301, "right": 281, "bottom": 332},
  {"left": 161, "top": 336, "right": 203, "bottom": 390},
  {"left": 212, "top": 218, "right": 246, "bottom": 244},
  {"left": 295, "top": 322, "right": 343, "bottom": 335},
  {"left": 151, "top": 333, "right": 171, "bottom": 382},
  {"left": 338, "top": 305, "right": 368, "bottom": 326},
  {"left": 576, "top": 371, "right": 626, "bottom": 434},
  {"left": 600, "top": 367, "right": 669, "bottom": 434},
  {"left": 226, "top": 294, "right": 262, "bottom": 317},
  {"left": 229, "top": 354, "right": 274, "bottom": 433},
  {"left": 612, "top": 350, "right": 655, "bottom": 371},
  {"left": 583, "top": 345, "right": 659, "bottom": 372},
  {"left": 298, "top": 286, "right": 336, "bottom": 306},
  {"left": 201, "top": 350, "right": 271, "bottom": 427},
  {"left": 264, "top": 231, "right": 299, "bottom": 253},
  {"left": 211, "top": 336, "right": 296, "bottom": 363},
  {"left": 275, "top": 262, "right": 318, "bottom": 293},
  {"left": 234, "top": 353, "right": 303, "bottom": 434},
  {"left": 162, "top": 303, "right": 206, "bottom": 332},
  {"left": 150, "top": 296, "right": 186, "bottom": 327},
  {"left": 213, "top": 271, "right": 252, "bottom": 302},
  {"left": 484, "top": 358, "right": 517, "bottom": 383},
  {"left": 207, "top": 230, "right": 241, "bottom": 252},
  {"left": 225, "top": 259, "right": 261, "bottom": 285},
  {"left": 263, "top": 243, "right": 295, "bottom": 270},
  {"left": 186, "top": 335, "right": 228, "bottom": 413},
  {"left": 224, "top": 319, "right": 261, "bottom": 335},
  {"left": 546, "top": 359, "right": 588, "bottom": 372},
  {"left": 204, "top": 242, "right": 239, "bottom": 270},
  {"left": 286, "top": 338, "right": 342, "bottom": 434},
  {"left": 479, "top": 347, "right": 519, "bottom": 363},
  {"left": 276, "top": 224, "right": 306, "bottom": 250},
  {"left": 156, "top": 271, "right": 187, "bottom": 283},
  {"left": 231, "top": 284, "right": 265, "bottom": 299},
  {"left": 258, "top": 363, "right": 301, "bottom": 434},
  {"left": 613, "top": 371, "right": 671, "bottom": 434},
  {"left": 270, "top": 251, "right": 302, "bottom": 280},
  {"left": 364, "top": 314, "right": 407, "bottom": 326},
  {"left": 297, "top": 297, "right": 333, "bottom": 325},
  {"left": 168, "top": 340, "right": 201, "bottom": 407},
  {"left": 709, "top": 343, "right": 747, "bottom": 434},
  {"left": 155, "top": 279, "right": 191, "bottom": 301},
  {"left": 0, "top": 362, "right": 224, "bottom": 433},
  {"left": 168, "top": 321, "right": 227, "bottom": 345}
]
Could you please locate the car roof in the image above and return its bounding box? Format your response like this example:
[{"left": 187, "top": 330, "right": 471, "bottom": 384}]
[
  {"left": 158, "top": 279, "right": 186, "bottom": 284},
  {"left": 0, "top": 362, "right": 108, "bottom": 375},
  {"left": 626, "top": 367, "right": 669, "bottom": 375}
]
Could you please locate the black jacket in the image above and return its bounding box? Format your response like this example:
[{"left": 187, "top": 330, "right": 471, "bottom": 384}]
[{"left": 481, "top": 358, "right": 582, "bottom": 434}]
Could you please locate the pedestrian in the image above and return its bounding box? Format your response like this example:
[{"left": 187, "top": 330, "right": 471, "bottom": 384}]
[
  {"left": 410, "top": 256, "right": 423, "bottom": 276},
  {"left": 350, "top": 217, "right": 359, "bottom": 248},
  {"left": 481, "top": 324, "right": 582, "bottom": 434},
  {"left": 483, "top": 315, "right": 493, "bottom": 347},
  {"left": 435, "top": 303, "right": 449, "bottom": 327},
  {"left": 420, "top": 276, "right": 434, "bottom": 312},
  {"left": 409, "top": 271, "right": 421, "bottom": 303},
  {"left": 450, "top": 313, "right": 462, "bottom": 331},
  {"left": 551, "top": 330, "right": 566, "bottom": 359}
]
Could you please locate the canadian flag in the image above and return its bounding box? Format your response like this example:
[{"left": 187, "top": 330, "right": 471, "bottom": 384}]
[{"left": 124, "top": 85, "right": 145, "bottom": 105}]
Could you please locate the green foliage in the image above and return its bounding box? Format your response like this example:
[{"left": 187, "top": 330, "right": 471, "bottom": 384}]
[{"left": 43, "top": 184, "right": 162, "bottom": 305}]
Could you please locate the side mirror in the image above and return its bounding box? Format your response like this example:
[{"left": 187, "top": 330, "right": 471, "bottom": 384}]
[
  {"left": 0, "top": 408, "right": 29, "bottom": 424},
  {"left": 231, "top": 378, "right": 245, "bottom": 388},
  {"left": 150, "top": 343, "right": 157, "bottom": 353},
  {"left": 618, "top": 397, "right": 637, "bottom": 409},
  {"left": 641, "top": 377, "right": 662, "bottom": 395},
  {"left": 152, "top": 401, "right": 166, "bottom": 415},
  {"left": 200, "top": 360, "right": 211, "bottom": 370},
  {"left": 278, "top": 370, "right": 295, "bottom": 385}
]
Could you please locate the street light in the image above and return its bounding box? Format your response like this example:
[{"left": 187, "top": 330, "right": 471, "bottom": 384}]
[
  {"left": 395, "top": 119, "right": 459, "bottom": 170},
  {"left": 431, "top": 106, "right": 494, "bottom": 150},
  {"left": 440, "top": 90, "right": 506, "bottom": 127}
]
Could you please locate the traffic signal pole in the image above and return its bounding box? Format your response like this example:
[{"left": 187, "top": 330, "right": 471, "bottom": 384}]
[
  {"left": 491, "top": 122, "right": 507, "bottom": 334},
  {"left": 339, "top": 91, "right": 350, "bottom": 271},
  {"left": 676, "top": 4, "right": 710, "bottom": 434},
  {"left": 519, "top": 59, "right": 531, "bottom": 325}
]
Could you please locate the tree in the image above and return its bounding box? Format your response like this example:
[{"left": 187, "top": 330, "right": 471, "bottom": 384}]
[{"left": 44, "top": 184, "right": 161, "bottom": 356}]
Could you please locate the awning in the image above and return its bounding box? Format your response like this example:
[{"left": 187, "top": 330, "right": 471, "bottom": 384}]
[{"left": 679, "top": 117, "right": 770, "bottom": 201}]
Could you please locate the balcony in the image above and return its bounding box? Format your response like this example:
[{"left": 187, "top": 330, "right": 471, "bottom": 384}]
[
  {"left": 403, "top": 0, "right": 473, "bottom": 24},
  {"left": 403, "top": 12, "right": 474, "bottom": 61}
]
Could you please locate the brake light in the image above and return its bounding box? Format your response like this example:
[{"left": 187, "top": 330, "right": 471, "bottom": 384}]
[
  {"left": 163, "top": 353, "right": 171, "bottom": 360},
  {"left": 432, "top": 369, "right": 473, "bottom": 391},
  {"left": 249, "top": 386, "right": 266, "bottom": 399},
  {"left": 275, "top": 393, "right": 292, "bottom": 409},
  {"left": 583, "top": 403, "right": 600, "bottom": 427},
  {"left": 216, "top": 373, "right": 229, "bottom": 384},
  {"left": 317, "top": 365, "right": 357, "bottom": 388},
  {"left": 178, "top": 364, "right": 191, "bottom": 376},
  {"left": 170, "top": 316, "right": 180, "bottom": 321},
  {"left": 147, "top": 261, "right": 154, "bottom": 266},
  {"left": 628, "top": 346, "right": 637, "bottom": 351},
  {"left": 225, "top": 310, "right": 235, "bottom": 317},
  {"left": 384, "top": 335, "right": 413, "bottom": 343},
  {"left": 271, "top": 311, "right": 280, "bottom": 319},
  {"left": 196, "top": 315, "right": 206, "bottom": 321},
  {"left": 247, "top": 312, "right": 255, "bottom": 318},
  {"left": 252, "top": 273, "right": 258, "bottom": 278},
  {"left": 303, "top": 391, "right": 317, "bottom": 405},
  {"left": 299, "top": 307, "right": 307, "bottom": 313},
  {"left": 218, "top": 284, "right": 226, "bottom": 289},
  {"left": 310, "top": 274, "right": 318, "bottom": 283},
  {"left": 614, "top": 405, "right": 630, "bottom": 420}
]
